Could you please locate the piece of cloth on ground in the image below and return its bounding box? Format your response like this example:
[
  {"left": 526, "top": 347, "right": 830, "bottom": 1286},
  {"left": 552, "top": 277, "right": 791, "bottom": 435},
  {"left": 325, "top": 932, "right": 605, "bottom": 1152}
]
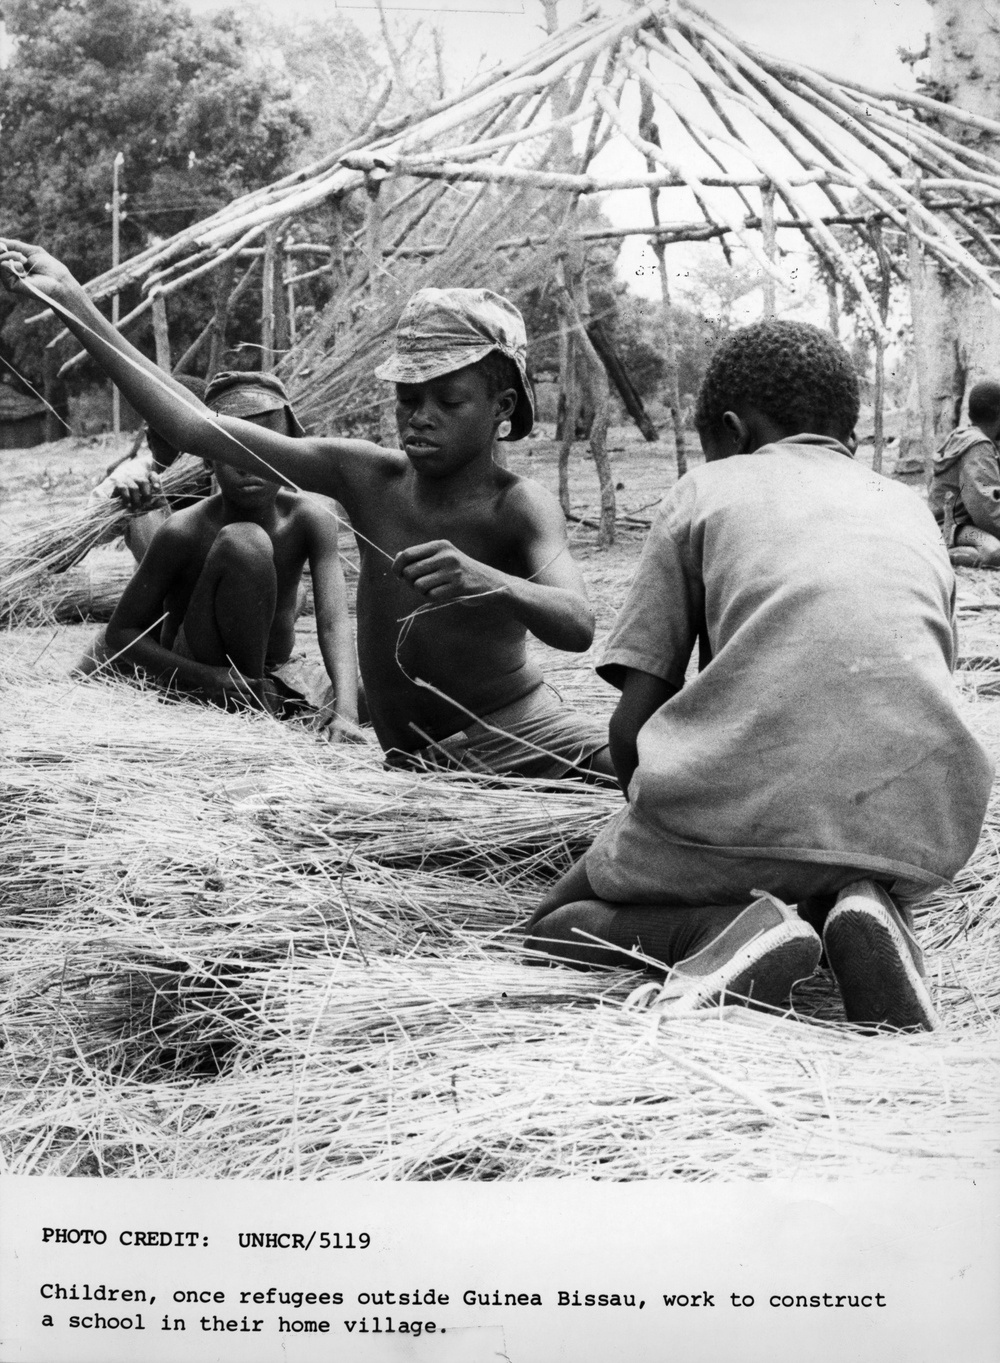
[
  {"left": 929, "top": 425, "right": 1000, "bottom": 543},
  {"left": 398, "top": 682, "right": 608, "bottom": 778},
  {"left": 592, "top": 434, "right": 993, "bottom": 900},
  {"left": 173, "top": 623, "right": 332, "bottom": 715}
]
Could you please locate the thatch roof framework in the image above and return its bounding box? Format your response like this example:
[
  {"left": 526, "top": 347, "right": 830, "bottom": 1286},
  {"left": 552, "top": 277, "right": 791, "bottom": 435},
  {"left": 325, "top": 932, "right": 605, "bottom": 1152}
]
[{"left": 38, "top": 1, "right": 998, "bottom": 309}]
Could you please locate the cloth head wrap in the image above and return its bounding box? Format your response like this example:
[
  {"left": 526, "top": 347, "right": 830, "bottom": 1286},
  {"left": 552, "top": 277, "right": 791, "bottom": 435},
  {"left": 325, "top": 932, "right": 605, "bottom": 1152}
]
[{"left": 374, "top": 287, "right": 534, "bottom": 441}]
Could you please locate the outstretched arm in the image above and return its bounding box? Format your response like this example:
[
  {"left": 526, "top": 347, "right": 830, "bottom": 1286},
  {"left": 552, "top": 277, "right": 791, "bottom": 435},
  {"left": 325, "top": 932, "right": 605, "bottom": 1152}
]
[
  {"left": 0, "top": 240, "right": 386, "bottom": 511},
  {"left": 392, "top": 483, "right": 595, "bottom": 652}
]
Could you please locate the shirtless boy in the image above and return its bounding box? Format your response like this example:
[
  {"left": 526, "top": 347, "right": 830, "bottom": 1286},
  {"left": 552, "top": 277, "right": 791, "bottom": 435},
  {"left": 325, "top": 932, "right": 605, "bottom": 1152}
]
[
  {"left": 2, "top": 240, "right": 610, "bottom": 778},
  {"left": 89, "top": 370, "right": 359, "bottom": 741}
]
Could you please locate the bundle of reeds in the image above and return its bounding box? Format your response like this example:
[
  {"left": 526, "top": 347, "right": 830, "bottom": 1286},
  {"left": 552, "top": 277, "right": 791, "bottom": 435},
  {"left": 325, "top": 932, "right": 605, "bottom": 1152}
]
[{"left": 0, "top": 457, "right": 206, "bottom": 626}]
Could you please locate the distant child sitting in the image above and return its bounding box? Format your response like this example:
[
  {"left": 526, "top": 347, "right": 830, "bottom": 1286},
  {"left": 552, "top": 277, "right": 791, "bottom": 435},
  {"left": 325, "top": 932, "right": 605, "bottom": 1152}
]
[
  {"left": 82, "top": 371, "right": 359, "bottom": 741},
  {"left": 526, "top": 320, "right": 992, "bottom": 1031},
  {"left": 2, "top": 239, "right": 610, "bottom": 780},
  {"left": 929, "top": 380, "right": 1000, "bottom": 567}
]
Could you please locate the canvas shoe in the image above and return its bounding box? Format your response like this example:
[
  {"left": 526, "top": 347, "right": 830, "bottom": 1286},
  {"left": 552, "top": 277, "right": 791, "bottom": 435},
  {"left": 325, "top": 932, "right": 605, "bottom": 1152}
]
[
  {"left": 654, "top": 893, "right": 821, "bottom": 1015},
  {"left": 823, "top": 880, "right": 939, "bottom": 1032}
]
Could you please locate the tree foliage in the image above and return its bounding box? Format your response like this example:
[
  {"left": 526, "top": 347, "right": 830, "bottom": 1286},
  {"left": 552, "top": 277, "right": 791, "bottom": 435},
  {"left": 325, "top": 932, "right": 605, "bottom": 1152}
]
[{"left": 0, "top": 0, "right": 309, "bottom": 389}]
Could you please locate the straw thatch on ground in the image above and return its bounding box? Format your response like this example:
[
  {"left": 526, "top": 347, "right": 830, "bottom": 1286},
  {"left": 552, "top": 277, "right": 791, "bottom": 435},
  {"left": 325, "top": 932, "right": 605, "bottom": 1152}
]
[{"left": 2, "top": 649, "right": 999, "bottom": 1182}]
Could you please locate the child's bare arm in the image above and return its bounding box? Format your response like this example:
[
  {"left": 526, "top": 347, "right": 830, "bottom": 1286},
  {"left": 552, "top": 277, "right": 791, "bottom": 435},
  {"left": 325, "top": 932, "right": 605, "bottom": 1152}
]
[
  {"left": 392, "top": 483, "right": 595, "bottom": 652},
  {"left": 608, "top": 668, "right": 680, "bottom": 795},
  {"left": 104, "top": 524, "right": 238, "bottom": 699},
  {"left": 0, "top": 239, "right": 386, "bottom": 511},
  {"left": 304, "top": 507, "right": 361, "bottom": 743}
]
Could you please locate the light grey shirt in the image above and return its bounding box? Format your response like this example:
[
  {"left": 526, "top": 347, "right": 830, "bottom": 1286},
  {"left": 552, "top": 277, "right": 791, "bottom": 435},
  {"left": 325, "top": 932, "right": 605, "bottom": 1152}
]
[{"left": 598, "top": 436, "right": 992, "bottom": 886}]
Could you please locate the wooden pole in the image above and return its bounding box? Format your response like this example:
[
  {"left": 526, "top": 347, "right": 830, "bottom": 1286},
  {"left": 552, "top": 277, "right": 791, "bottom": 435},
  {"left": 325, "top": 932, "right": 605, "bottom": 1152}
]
[
  {"left": 365, "top": 174, "right": 385, "bottom": 303},
  {"left": 330, "top": 197, "right": 348, "bottom": 296},
  {"left": 261, "top": 224, "right": 277, "bottom": 369},
  {"left": 555, "top": 253, "right": 616, "bottom": 547},
  {"left": 651, "top": 238, "right": 688, "bottom": 480},
  {"left": 150, "top": 290, "right": 171, "bottom": 371},
  {"left": 272, "top": 232, "right": 289, "bottom": 363},
  {"left": 825, "top": 270, "right": 840, "bottom": 339},
  {"left": 286, "top": 240, "right": 297, "bottom": 348},
  {"left": 639, "top": 83, "right": 687, "bottom": 479},
  {"left": 761, "top": 181, "right": 777, "bottom": 316},
  {"left": 587, "top": 317, "right": 658, "bottom": 441},
  {"left": 206, "top": 257, "right": 238, "bottom": 380},
  {"left": 870, "top": 222, "right": 891, "bottom": 474},
  {"left": 111, "top": 151, "right": 124, "bottom": 435},
  {"left": 555, "top": 310, "right": 577, "bottom": 517}
]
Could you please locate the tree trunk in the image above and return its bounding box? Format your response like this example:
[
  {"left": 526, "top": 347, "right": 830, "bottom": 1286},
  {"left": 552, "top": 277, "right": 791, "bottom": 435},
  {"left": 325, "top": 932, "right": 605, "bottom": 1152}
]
[
  {"left": 555, "top": 257, "right": 616, "bottom": 547},
  {"left": 897, "top": 0, "right": 1000, "bottom": 482},
  {"left": 555, "top": 314, "right": 576, "bottom": 516},
  {"left": 587, "top": 318, "right": 659, "bottom": 441}
]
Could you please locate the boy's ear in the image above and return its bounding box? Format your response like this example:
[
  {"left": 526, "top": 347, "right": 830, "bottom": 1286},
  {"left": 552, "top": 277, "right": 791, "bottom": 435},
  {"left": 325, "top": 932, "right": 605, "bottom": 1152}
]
[
  {"left": 721, "top": 410, "right": 752, "bottom": 454},
  {"left": 845, "top": 429, "right": 859, "bottom": 455},
  {"left": 495, "top": 387, "right": 518, "bottom": 424}
]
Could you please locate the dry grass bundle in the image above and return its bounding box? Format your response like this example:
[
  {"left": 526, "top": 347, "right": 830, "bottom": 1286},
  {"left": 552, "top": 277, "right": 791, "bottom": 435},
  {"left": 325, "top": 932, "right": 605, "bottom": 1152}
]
[
  {"left": 0, "top": 458, "right": 205, "bottom": 626},
  {"left": 2, "top": 659, "right": 999, "bottom": 1182},
  {"left": 4, "top": 958, "right": 997, "bottom": 1181}
]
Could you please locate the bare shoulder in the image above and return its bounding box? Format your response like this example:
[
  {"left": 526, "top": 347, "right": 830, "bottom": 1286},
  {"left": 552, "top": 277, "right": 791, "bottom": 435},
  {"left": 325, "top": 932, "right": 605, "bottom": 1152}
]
[
  {"left": 150, "top": 499, "right": 217, "bottom": 554},
  {"left": 281, "top": 489, "right": 342, "bottom": 540},
  {"left": 495, "top": 469, "right": 567, "bottom": 531}
]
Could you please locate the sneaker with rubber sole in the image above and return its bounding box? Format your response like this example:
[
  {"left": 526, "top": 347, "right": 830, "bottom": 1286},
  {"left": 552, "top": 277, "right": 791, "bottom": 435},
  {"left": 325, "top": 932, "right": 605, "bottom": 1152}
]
[
  {"left": 656, "top": 893, "right": 821, "bottom": 1015},
  {"left": 823, "top": 880, "right": 939, "bottom": 1032}
]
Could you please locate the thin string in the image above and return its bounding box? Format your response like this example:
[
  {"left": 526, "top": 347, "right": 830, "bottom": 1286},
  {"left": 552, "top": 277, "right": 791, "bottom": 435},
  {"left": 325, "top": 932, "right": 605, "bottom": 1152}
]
[{"left": 0, "top": 352, "right": 72, "bottom": 432}]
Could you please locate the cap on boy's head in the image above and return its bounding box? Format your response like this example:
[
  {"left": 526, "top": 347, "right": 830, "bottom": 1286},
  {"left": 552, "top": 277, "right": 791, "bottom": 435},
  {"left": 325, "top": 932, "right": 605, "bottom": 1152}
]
[
  {"left": 968, "top": 381, "right": 1000, "bottom": 426},
  {"left": 374, "top": 287, "right": 534, "bottom": 440},
  {"left": 204, "top": 370, "right": 304, "bottom": 436},
  {"left": 695, "top": 319, "right": 860, "bottom": 440}
]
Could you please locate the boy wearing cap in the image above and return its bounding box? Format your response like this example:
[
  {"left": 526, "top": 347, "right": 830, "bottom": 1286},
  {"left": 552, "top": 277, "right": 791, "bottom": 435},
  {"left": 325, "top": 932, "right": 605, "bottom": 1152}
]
[
  {"left": 89, "top": 371, "right": 359, "bottom": 739},
  {"left": 4, "top": 240, "right": 610, "bottom": 778}
]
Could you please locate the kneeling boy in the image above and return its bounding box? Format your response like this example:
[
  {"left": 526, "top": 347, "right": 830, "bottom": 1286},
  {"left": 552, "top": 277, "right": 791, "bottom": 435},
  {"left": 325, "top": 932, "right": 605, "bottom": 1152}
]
[
  {"left": 96, "top": 372, "right": 358, "bottom": 740},
  {"left": 2, "top": 240, "right": 609, "bottom": 779},
  {"left": 526, "top": 320, "right": 992, "bottom": 1030}
]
